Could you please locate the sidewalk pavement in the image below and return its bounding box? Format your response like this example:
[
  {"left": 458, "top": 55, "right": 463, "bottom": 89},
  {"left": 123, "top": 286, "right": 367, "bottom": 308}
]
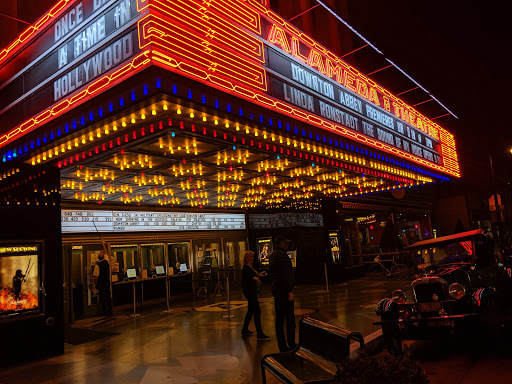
[
  {"left": 5, "top": 276, "right": 505, "bottom": 384},
  {"left": 0, "top": 277, "right": 406, "bottom": 384}
]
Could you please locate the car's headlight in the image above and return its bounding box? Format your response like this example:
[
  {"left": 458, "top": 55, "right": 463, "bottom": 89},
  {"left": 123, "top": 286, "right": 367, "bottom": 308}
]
[
  {"left": 449, "top": 283, "right": 466, "bottom": 299},
  {"left": 392, "top": 289, "right": 407, "bottom": 304},
  {"left": 398, "top": 304, "right": 413, "bottom": 319}
]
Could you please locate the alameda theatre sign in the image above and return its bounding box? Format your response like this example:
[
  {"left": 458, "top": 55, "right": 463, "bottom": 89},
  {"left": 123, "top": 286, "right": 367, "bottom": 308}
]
[{"left": 263, "top": 23, "right": 441, "bottom": 165}]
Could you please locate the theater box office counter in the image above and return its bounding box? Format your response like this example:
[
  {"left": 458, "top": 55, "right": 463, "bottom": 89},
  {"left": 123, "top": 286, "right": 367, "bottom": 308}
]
[
  {"left": 61, "top": 208, "right": 247, "bottom": 321},
  {"left": 0, "top": 0, "right": 460, "bottom": 363}
]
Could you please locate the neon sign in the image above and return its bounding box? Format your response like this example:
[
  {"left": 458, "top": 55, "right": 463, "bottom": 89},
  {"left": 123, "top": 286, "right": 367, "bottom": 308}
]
[
  {"left": 134, "top": 0, "right": 459, "bottom": 176},
  {"left": 0, "top": 0, "right": 459, "bottom": 177}
]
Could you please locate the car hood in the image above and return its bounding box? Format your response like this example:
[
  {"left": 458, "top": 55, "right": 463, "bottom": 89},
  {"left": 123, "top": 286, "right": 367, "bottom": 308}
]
[{"left": 424, "top": 264, "right": 473, "bottom": 286}]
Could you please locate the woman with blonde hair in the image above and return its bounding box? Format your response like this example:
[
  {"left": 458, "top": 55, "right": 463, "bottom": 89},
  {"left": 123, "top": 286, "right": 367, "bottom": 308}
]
[{"left": 241, "top": 250, "right": 270, "bottom": 340}]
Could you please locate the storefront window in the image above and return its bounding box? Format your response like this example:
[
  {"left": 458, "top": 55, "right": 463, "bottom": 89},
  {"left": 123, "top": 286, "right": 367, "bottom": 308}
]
[
  {"left": 195, "top": 242, "right": 219, "bottom": 269},
  {"left": 141, "top": 244, "right": 165, "bottom": 277},
  {"left": 208, "top": 243, "right": 220, "bottom": 268}
]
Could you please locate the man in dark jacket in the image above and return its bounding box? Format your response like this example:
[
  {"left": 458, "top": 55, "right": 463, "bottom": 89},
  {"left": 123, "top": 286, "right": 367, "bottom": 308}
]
[
  {"left": 94, "top": 249, "right": 113, "bottom": 316},
  {"left": 269, "top": 235, "right": 296, "bottom": 352}
]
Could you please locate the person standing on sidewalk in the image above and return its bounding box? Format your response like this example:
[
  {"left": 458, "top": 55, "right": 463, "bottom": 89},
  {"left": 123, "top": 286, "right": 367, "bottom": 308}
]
[
  {"left": 269, "top": 236, "right": 296, "bottom": 352},
  {"left": 94, "top": 248, "right": 113, "bottom": 317},
  {"left": 241, "top": 251, "right": 270, "bottom": 340}
]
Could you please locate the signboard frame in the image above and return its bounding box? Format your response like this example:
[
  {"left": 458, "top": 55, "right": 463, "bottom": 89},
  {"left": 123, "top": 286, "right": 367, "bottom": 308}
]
[
  {"left": 61, "top": 209, "right": 247, "bottom": 233},
  {"left": 0, "top": 241, "right": 44, "bottom": 322}
]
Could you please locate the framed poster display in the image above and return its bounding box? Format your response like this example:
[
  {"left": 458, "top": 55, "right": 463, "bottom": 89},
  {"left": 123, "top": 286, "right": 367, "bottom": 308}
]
[
  {"left": 0, "top": 243, "right": 43, "bottom": 320},
  {"left": 329, "top": 231, "right": 342, "bottom": 264},
  {"left": 257, "top": 237, "right": 273, "bottom": 267}
]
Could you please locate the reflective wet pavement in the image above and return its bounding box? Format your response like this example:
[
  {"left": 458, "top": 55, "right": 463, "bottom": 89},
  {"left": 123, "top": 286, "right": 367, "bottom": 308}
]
[{"left": 0, "top": 277, "right": 411, "bottom": 384}]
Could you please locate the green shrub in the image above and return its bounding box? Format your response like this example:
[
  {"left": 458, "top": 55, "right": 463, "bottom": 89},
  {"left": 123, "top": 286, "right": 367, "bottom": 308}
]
[{"left": 334, "top": 348, "right": 429, "bottom": 384}]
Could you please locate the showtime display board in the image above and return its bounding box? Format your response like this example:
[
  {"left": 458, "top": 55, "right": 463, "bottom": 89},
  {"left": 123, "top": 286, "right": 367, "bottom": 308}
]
[
  {"left": 249, "top": 213, "right": 323, "bottom": 229},
  {"left": 61, "top": 209, "right": 246, "bottom": 232},
  {"left": 0, "top": 0, "right": 458, "bottom": 177}
]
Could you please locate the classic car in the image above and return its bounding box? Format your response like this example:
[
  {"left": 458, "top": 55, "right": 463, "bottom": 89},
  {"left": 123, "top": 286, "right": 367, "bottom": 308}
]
[{"left": 373, "top": 229, "right": 512, "bottom": 355}]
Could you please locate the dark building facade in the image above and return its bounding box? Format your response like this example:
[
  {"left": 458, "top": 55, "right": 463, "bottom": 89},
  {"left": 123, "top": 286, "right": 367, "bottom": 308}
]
[{"left": 0, "top": 0, "right": 460, "bottom": 364}]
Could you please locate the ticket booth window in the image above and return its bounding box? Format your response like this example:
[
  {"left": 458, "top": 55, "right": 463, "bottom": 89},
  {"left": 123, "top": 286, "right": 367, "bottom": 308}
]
[
  {"left": 168, "top": 243, "right": 189, "bottom": 274},
  {"left": 141, "top": 244, "right": 165, "bottom": 278},
  {"left": 111, "top": 244, "right": 138, "bottom": 279}
]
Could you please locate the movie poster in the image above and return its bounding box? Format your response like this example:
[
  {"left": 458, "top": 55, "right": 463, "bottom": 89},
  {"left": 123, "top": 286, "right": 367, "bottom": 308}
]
[
  {"left": 257, "top": 237, "right": 273, "bottom": 267},
  {"left": 0, "top": 253, "right": 39, "bottom": 317},
  {"left": 329, "top": 231, "right": 342, "bottom": 264}
]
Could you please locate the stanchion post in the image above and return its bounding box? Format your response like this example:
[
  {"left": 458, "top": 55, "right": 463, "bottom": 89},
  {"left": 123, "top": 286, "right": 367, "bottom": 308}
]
[
  {"left": 223, "top": 275, "right": 235, "bottom": 319},
  {"left": 163, "top": 276, "right": 173, "bottom": 314},
  {"left": 130, "top": 281, "right": 141, "bottom": 318},
  {"left": 324, "top": 263, "right": 329, "bottom": 292}
]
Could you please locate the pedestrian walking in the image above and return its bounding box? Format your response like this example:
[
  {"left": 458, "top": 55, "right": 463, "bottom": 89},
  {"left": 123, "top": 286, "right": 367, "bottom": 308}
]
[
  {"left": 241, "top": 250, "right": 270, "bottom": 340},
  {"left": 269, "top": 235, "right": 296, "bottom": 352}
]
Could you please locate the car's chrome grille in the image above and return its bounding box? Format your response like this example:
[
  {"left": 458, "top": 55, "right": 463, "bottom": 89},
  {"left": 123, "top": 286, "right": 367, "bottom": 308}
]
[{"left": 414, "top": 283, "right": 447, "bottom": 303}]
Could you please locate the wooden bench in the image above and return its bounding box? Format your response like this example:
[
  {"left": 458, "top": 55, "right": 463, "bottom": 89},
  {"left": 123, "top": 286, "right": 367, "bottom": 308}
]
[{"left": 261, "top": 317, "right": 364, "bottom": 383}]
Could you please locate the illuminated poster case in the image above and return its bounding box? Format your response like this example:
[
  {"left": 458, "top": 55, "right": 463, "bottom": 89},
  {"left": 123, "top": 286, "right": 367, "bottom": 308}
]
[
  {"left": 257, "top": 237, "right": 272, "bottom": 267},
  {"left": 0, "top": 243, "right": 43, "bottom": 321},
  {"left": 328, "top": 231, "right": 342, "bottom": 264},
  {"left": 61, "top": 209, "right": 246, "bottom": 233}
]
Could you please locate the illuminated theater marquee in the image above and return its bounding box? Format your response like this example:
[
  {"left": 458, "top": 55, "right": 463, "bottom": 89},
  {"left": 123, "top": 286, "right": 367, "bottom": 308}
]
[
  {"left": 0, "top": 0, "right": 142, "bottom": 145},
  {"left": 0, "top": 0, "right": 459, "bottom": 177},
  {"left": 136, "top": 0, "right": 459, "bottom": 176}
]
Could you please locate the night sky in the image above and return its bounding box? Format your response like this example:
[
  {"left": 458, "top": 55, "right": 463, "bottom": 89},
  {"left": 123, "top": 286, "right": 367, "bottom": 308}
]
[
  {"left": 344, "top": 1, "right": 511, "bottom": 185},
  {"left": 1, "top": 0, "right": 510, "bottom": 187}
]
